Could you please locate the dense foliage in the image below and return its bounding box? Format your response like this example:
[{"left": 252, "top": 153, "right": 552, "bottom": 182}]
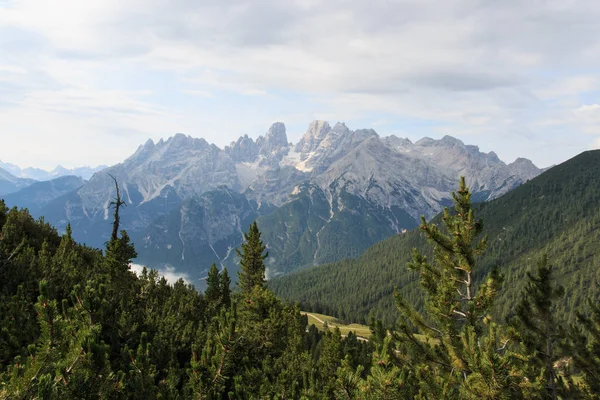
[
  {"left": 2, "top": 154, "right": 600, "bottom": 397},
  {"left": 270, "top": 150, "right": 600, "bottom": 327},
  {"left": 0, "top": 200, "right": 371, "bottom": 398}
]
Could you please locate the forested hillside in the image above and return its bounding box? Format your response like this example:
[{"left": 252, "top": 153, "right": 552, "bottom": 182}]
[
  {"left": 2, "top": 172, "right": 600, "bottom": 398},
  {"left": 270, "top": 150, "right": 600, "bottom": 327},
  {"left": 0, "top": 201, "right": 371, "bottom": 398}
]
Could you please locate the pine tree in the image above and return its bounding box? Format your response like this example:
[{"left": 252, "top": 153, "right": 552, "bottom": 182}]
[
  {"left": 188, "top": 306, "right": 239, "bottom": 397},
  {"left": 568, "top": 300, "right": 600, "bottom": 397},
  {"left": 221, "top": 268, "right": 231, "bottom": 309},
  {"left": 393, "top": 177, "right": 524, "bottom": 398},
  {"left": 513, "top": 255, "right": 571, "bottom": 399},
  {"left": 0, "top": 199, "right": 8, "bottom": 230},
  {"left": 317, "top": 327, "right": 344, "bottom": 397},
  {"left": 236, "top": 221, "right": 268, "bottom": 294},
  {"left": 205, "top": 263, "right": 221, "bottom": 308}
]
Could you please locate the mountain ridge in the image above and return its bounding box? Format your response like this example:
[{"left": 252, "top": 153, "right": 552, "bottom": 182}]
[
  {"left": 269, "top": 149, "right": 600, "bottom": 326},
  {"left": 2, "top": 120, "right": 542, "bottom": 283},
  {"left": 0, "top": 160, "right": 107, "bottom": 181}
]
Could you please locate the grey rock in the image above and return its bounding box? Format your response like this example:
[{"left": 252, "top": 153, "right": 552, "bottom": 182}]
[{"left": 14, "top": 121, "right": 542, "bottom": 283}]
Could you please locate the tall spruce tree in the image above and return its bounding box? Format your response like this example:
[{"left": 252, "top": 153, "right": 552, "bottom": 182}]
[
  {"left": 205, "top": 263, "right": 221, "bottom": 307},
  {"left": 221, "top": 268, "right": 231, "bottom": 308},
  {"left": 568, "top": 300, "right": 600, "bottom": 397},
  {"left": 392, "top": 177, "right": 526, "bottom": 398},
  {"left": 513, "top": 256, "right": 570, "bottom": 399},
  {"left": 236, "top": 221, "right": 268, "bottom": 294}
]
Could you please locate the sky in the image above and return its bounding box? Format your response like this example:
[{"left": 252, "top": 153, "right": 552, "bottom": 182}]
[{"left": 0, "top": 0, "right": 599, "bottom": 170}]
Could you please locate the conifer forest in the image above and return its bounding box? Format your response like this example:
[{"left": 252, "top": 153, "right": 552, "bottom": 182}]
[{"left": 1, "top": 167, "right": 600, "bottom": 399}]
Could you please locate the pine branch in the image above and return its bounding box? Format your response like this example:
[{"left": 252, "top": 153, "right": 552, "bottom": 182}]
[{"left": 5, "top": 238, "right": 25, "bottom": 262}]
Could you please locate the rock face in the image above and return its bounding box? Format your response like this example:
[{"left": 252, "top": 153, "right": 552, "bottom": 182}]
[
  {"left": 7, "top": 120, "right": 543, "bottom": 284},
  {"left": 295, "top": 120, "right": 331, "bottom": 158},
  {"left": 225, "top": 135, "right": 259, "bottom": 163}
]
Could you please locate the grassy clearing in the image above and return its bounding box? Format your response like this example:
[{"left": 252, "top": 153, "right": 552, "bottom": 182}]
[
  {"left": 302, "top": 311, "right": 440, "bottom": 345},
  {"left": 303, "top": 312, "right": 372, "bottom": 339}
]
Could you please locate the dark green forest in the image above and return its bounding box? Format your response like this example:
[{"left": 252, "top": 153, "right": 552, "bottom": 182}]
[
  {"left": 1, "top": 153, "right": 600, "bottom": 398},
  {"left": 270, "top": 150, "right": 600, "bottom": 328}
]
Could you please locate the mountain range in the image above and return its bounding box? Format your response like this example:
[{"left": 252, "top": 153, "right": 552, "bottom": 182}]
[
  {"left": 0, "top": 167, "right": 36, "bottom": 196},
  {"left": 0, "top": 161, "right": 106, "bottom": 182},
  {"left": 1, "top": 121, "right": 542, "bottom": 284},
  {"left": 270, "top": 150, "right": 600, "bottom": 326}
]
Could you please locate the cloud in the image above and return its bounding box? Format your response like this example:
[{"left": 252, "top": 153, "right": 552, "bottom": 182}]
[
  {"left": 129, "top": 263, "right": 191, "bottom": 285},
  {"left": 573, "top": 104, "right": 600, "bottom": 135},
  {"left": 0, "top": 0, "right": 599, "bottom": 168},
  {"left": 182, "top": 89, "right": 213, "bottom": 98}
]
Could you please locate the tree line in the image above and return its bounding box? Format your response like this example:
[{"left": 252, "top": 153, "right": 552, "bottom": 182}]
[
  {"left": 270, "top": 150, "right": 600, "bottom": 328},
  {"left": 0, "top": 174, "right": 599, "bottom": 398}
]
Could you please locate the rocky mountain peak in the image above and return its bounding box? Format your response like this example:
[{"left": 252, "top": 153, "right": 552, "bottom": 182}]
[
  {"left": 331, "top": 122, "right": 351, "bottom": 135},
  {"left": 258, "top": 122, "right": 289, "bottom": 156},
  {"left": 156, "top": 134, "right": 213, "bottom": 160},
  {"left": 295, "top": 120, "right": 332, "bottom": 159},
  {"left": 166, "top": 133, "right": 207, "bottom": 151},
  {"left": 509, "top": 157, "right": 541, "bottom": 177},
  {"left": 384, "top": 135, "right": 412, "bottom": 149},
  {"left": 415, "top": 135, "right": 465, "bottom": 148},
  {"left": 225, "top": 135, "right": 259, "bottom": 163},
  {"left": 264, "top": 122, "right": 288, "bottom": 147},
  {"left": 414, "top": 137, "right": 435, "bottom": 146},
  {"left": 10, "top": 119, "right": 547, "bottom": 283},
  {"left": 487, "top": 151, "right": 501, "bottom": 163},
  {"left": 439, "top": 135, "right": 465, "bottom": 147}
]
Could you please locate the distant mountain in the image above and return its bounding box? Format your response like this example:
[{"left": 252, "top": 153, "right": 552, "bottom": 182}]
[
  {"left": 269, "top": 150, "right": 600, "bottom": 327},
  {"left": 0, "top": 167, "right": 36, "bottom": 196},
  {"left": 3, "top": 121, "right": 541, "bottom": 284},
  {"left": 0, "top": 160, "right": 107, "bottom": 181},
  {"left": 3, "top": 175, "right": 85, "bottom": 213}
]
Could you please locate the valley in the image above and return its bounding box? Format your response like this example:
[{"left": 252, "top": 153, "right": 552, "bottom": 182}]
[
  {"left": 271, "top": 150, "right": 600, "bottom": 327},
  {"left": 3, "top": 0, "right": 598, "bottom": 396}
]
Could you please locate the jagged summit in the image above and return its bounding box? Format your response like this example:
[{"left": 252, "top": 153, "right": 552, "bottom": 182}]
[
  {"left": 295, "top": 120, "right": 332, "bottom": 158},
  {"left": 103, "top": 121, "right": 541, "bottom": 211},
  {"left": 14, "top": 119, "right": 542, "bottom": 281},
  {"left": 261, "top": 122, "right": 288, "bottom": 149}
]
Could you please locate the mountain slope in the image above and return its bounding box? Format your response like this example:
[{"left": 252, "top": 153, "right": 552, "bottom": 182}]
[
  {"left": 269, "top": 150, "right": 600, "bottom": 326},
  {"left": 3, "top": 121, "right": 542, "bottom": 283},
  {"left": 3, "top": 175, "right": 85, "bottom": 212},
  {"left": 0, "top": 167, "right": 36, "bottom": 196},
  {"left": 258, "top": 182, "right": 418, "bottom": 276},
  {"left": 135, "top": 186, "right": 274, "bottom": 280}
]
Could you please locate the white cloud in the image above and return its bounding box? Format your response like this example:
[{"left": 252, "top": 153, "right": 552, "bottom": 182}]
[
  {"left": 129, "top": 263, "right": 191, "bottom": 285},
  {"left": 573, "top": 104, "right": 600, "bottom": 135},
  {"left": 0, "top": 0, "right": 599, "bottom": 168},
  {"left": 182, "top": 89, "right": 213, "bottom": 98}
]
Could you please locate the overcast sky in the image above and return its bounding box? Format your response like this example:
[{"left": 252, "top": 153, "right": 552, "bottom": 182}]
[{"left": 1, "top": 0, "right": 599, "bottom": 169}]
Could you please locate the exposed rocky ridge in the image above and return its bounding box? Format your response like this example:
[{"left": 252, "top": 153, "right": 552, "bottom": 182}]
[
  {"left": 4, "top": 121, "right": 542, "bottom": 284},
  {"left": 225, "top": 122, "right": 290, "bottom": 167}
]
